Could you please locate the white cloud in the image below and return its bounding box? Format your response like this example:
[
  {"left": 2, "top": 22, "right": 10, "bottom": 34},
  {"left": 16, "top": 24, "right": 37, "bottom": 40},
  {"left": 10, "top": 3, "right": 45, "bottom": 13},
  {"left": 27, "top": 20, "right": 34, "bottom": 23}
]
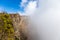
[
  {"left": 18, "top": 11, "right": 26, "bottom": 15},
  {"left": 29, "top": 0, "right": 60, "bottom": 40},
  {"left": 18, "top": 1, "right": 37, "bottom": 16},
  {"left": 20, "top": 0, "right": 28, "bottom": 7},
  {"left": 24, "top": 1, "right": 37, "bottom": 15}
]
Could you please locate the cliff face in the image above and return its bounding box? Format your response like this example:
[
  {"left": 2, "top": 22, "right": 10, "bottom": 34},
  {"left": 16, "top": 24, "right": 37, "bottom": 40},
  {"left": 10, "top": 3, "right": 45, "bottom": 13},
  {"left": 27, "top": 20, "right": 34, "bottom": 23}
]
[
  {"left": 0, "top": 13, "right": 28, "bottom": 40},
  {"left": 10, "top": 14, "right": 28, "bottom": 40}
]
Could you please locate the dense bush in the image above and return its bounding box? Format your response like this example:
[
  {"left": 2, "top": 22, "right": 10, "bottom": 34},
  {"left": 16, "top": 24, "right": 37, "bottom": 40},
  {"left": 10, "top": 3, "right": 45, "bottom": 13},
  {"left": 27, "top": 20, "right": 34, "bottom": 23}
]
[{"left": 0, "top": 14, "right": 14, "bottom": 40}]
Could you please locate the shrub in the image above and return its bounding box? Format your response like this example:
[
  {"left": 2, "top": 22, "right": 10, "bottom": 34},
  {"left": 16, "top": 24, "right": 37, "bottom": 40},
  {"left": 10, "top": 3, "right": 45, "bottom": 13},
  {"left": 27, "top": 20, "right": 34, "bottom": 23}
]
[{"left": 0, "top": 14, "right": 14, "bottom": 40}]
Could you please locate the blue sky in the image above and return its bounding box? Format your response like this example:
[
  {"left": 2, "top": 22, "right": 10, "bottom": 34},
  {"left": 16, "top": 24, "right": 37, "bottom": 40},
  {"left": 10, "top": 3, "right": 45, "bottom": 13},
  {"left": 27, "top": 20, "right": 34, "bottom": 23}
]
[
  {"left": 0, "top": 0, "right": 23, "bottom": 13},
  {"left": 0, "top": 0, "right": 37, "bottom": 14}
]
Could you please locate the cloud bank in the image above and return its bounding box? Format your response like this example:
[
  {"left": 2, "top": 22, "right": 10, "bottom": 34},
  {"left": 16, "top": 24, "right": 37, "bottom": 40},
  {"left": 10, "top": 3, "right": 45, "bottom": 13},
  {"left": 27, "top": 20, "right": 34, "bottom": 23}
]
[
  {"left": 28, "top": 0, "right": 60, "bottom": 40},
  {"left": 18, "top": 0, "right": 37, "bottom": 16},
  {"left": 20, "top": 0, "right": 28, "bottom": 7}
]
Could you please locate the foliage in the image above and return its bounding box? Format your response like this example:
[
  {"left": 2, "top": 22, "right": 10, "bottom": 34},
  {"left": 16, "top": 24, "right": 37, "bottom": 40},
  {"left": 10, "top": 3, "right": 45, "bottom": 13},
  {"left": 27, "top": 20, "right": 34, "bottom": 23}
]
[{"left": 0, "top": 13, "right": 14, "bottom": 40}]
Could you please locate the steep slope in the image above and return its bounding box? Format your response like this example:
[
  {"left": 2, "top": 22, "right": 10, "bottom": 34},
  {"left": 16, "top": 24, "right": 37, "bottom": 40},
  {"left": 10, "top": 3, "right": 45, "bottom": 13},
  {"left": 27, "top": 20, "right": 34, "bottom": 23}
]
[
  {"left": 10, "top": 14, "right": 28, "bottom": 40},
  {"left": 0, "top": 13, "right": 28, "bottom": 40}
]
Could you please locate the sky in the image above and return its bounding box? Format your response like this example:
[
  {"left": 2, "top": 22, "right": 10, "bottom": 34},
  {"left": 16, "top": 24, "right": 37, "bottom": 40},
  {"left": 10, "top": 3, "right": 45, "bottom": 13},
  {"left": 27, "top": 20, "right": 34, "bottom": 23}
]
[{"left": 0, "top": 0, "right": 37, "bottom": 15}]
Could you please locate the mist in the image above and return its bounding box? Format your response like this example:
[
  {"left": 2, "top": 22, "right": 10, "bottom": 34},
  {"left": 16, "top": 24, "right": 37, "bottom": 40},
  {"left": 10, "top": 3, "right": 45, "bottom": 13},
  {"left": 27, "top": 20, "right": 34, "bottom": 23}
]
[{"left": 27, "top": 0, "right": 60, "bottom": 40}]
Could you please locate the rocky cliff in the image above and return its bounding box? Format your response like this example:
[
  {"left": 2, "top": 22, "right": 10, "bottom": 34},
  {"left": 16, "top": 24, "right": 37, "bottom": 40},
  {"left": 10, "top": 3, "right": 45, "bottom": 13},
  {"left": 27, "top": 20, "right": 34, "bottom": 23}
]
[
  {"left": 0, "top": 13, "right": 28, "bottom": 40},
  {"left": 10, "top": 14, "right": 28, "bottom": 40}
]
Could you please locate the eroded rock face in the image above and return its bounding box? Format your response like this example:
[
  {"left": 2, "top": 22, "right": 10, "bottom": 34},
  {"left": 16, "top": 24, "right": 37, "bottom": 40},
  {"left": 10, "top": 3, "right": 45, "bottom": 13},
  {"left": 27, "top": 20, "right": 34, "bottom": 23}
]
[{"left": 10, "top": 14, "right": 28, "bottom": 40}]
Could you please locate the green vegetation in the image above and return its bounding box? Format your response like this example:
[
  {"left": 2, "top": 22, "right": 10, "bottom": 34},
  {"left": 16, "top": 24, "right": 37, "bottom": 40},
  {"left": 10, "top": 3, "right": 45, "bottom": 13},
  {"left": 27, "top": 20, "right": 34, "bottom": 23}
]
[
  {"left": 0, "top": 13, "right": 14, "bottom": 40},
  {"left": 0, "top": 13, "right": 28, "bottom": 40}
]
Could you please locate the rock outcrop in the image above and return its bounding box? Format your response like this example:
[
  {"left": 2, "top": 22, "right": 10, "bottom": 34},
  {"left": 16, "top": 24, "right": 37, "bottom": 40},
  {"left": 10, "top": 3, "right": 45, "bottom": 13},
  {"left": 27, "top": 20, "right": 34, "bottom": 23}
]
[
  {"left": 10, "top": 14, "right": 28, "bottom": 40},
  {"left": 0, "top": 13, "right": 28, "bottom": 40}
]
